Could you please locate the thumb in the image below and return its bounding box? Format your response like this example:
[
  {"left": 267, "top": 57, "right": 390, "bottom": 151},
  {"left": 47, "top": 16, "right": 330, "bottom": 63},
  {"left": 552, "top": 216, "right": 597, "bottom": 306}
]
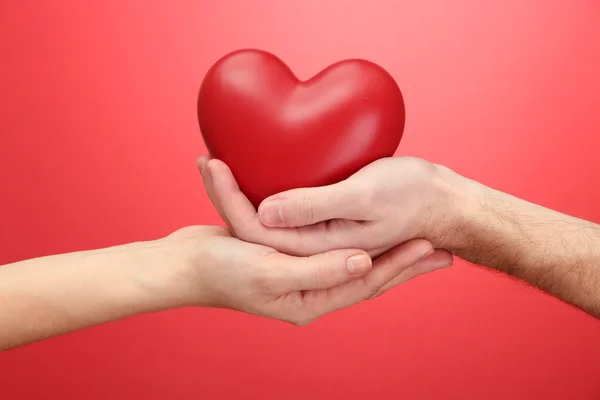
[{"left": 257, "top": 182, "right": 362, "bottom": 228}]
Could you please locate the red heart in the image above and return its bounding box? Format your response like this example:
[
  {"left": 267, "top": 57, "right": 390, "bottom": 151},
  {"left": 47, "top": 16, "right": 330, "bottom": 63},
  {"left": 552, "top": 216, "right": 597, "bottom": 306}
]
[{"left": 197, "top": 49, "right": 405, "bottom": 207}]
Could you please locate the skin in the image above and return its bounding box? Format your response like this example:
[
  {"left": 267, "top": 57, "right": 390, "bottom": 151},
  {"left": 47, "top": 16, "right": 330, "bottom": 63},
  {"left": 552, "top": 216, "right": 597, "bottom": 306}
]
[
  {"left": 199, "top": 156, "right": 600, "bottom": 318},
  {"left": 7, "top": 152, "right": 598, "bottom": 350},
  {"left": 0, "top": 224, "right": 447, "bottom": 351}
]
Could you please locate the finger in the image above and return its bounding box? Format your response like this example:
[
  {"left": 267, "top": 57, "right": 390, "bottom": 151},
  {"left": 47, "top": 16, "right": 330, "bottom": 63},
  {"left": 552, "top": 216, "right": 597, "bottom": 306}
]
[
  {"left": 257, "top": 181, "right": 367, "bottom": 228},
  {"left": 306, "top": 239, "right": 434, "bottom": 316},
  {"left": 205, "top": 158, "right": 281, "bottom": 236},
  {"left": 197, "top": 156, "right": 232, "bottom": 226},
  {"left": 205, "top": 159, "right": 363, "bottom": 255},
  {"left": 206, "top": 159, "right": 385, "bottom": 256},
  {"left": 197, "top": 155, "right": 219, "bottom": 213},
  {"left": 270, "top": 249, "right": 373, "bottom": 292},
  {"left": 371, "top": 249, "right": 454, "bottom": 298},
  {"left": 197, "top": 155, "right": 214, "bottom": 201},
  {"left": 196, "top": 154, "right": 211, "bottom": 175}
]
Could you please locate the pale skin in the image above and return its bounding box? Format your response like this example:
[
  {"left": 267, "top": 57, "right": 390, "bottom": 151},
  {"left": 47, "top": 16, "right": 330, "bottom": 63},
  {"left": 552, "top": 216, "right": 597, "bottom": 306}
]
[
  {"left": 0, "top": 224, "right": 447, "bottom": 351},
  {"left": 198, "top": 155, "right": 600, "bottom": 318},
  {"left": 3, "top": 155, "right": 599, "bottom": 351}
]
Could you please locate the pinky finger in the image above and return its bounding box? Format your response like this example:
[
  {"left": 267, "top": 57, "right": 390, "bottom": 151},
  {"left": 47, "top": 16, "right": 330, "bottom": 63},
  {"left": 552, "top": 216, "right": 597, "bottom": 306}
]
[
  {"left": 371, "top": 249, "right": 454, "bottom": 299},
  {"left": 304, "top": 239, "right": 434, "bottom": 317}
]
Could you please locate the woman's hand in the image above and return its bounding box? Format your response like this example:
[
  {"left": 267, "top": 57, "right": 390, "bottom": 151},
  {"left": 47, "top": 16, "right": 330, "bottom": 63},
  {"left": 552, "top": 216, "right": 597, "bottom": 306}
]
[
  {"left": 167, "top": 225, "right": 438, "bottom": 326},
  {"left": 0, "top": 222, "right": 437, "bottom": 350}
]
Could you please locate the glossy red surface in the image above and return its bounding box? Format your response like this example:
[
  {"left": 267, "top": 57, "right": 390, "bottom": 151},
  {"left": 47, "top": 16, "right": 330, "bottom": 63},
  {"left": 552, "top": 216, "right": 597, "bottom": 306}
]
[{"left": 198, "top": 49, "right": 405, "bottom": 206}]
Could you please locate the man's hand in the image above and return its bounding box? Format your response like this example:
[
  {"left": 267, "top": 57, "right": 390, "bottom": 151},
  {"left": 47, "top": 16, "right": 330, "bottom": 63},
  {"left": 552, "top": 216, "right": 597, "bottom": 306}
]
[
  {"left": 198, "top": 156, "right": 461, "bottom": 257},
  {"left": 199, "top": 155, "right": 600, "bottom": 319}
]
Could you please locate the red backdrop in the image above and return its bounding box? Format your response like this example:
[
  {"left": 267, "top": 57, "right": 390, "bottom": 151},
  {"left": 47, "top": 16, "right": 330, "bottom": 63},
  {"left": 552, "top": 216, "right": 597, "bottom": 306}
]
[{"left": 1, "top": 1, "right": 600, "bottom": 398}]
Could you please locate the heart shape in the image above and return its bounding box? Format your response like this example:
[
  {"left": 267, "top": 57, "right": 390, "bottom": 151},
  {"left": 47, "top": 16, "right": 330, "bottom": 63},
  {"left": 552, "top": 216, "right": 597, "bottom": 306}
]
[{"left": 197, "top": 49, "right": 405, "bottom": 207}]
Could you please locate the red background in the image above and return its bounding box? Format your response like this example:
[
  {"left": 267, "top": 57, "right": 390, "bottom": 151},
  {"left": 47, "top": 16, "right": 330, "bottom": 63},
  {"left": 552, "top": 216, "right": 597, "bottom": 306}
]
[{"left": 1, "top": 1, "right": 600, "bottom": 398}]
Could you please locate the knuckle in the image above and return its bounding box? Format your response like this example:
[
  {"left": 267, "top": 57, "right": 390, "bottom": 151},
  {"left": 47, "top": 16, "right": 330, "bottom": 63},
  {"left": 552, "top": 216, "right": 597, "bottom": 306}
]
[
  {"left": 296, "top": 197, "right": 316, "bottom": 224},
  {"left": 413, "top": 157, "right": 438, "bottom": 175},
  {"left": 230, "top": 220, "right": 261, "bottom": 244},
  {"left": 229, "top": 224, "right": 243, "bottom": 239},
  {"left": 350, "top": 181, "right": 378, "bottom": 212},
  {"left": 361, "top": 279, "right": 380, "bottom": 299},
  {"left": 309, "top": 264, "right": 330, "bottom": 287},
  {"left": 229, "top": 221, "right": 251, "bottom": 240},
  {"left": 358, "top": 188, "right": 376, "bottom": 211}
]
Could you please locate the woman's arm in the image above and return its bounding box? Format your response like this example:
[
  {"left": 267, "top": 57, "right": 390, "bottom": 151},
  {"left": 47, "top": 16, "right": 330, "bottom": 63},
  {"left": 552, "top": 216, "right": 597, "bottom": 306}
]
[
  {"left": 0, "top": 225, "right": 440, "bottom": 350},
  {"left": 0, "top": 240, "right": 182, "bottom": 350}
]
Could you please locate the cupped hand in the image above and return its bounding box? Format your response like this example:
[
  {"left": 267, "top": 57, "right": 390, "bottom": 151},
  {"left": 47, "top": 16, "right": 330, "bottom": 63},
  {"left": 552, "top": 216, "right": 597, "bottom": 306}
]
[
  {"left": 165, "top": 225, "right": 437, "bottom": 325},
  {"left": 197, "top": 156, "right": 455, "bottom": 296}
]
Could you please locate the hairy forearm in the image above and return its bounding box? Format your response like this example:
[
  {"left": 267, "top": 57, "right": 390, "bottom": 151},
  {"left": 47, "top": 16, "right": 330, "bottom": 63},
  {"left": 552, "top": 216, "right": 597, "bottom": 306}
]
[
  {"left": 0, "top": 240, "right": 182, "bottom": 351},
  {"left": 439, "top": 168, "right": 600, "bottom": 317}
]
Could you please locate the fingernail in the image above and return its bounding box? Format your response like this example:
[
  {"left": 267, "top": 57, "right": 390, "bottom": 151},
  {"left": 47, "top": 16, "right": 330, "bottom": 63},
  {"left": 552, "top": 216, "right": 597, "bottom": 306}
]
[
  {"left": 198, "top": 162, "right": 210, "bottom": 180},
  {"left": 197, "top": 156, "right": 209, "bottom": 176},
  {"left": 346, "top": 254, "right": 372, "bottom": 274},
  {"left": 259, "top": 200, "right": 283, "bottom": 226}
]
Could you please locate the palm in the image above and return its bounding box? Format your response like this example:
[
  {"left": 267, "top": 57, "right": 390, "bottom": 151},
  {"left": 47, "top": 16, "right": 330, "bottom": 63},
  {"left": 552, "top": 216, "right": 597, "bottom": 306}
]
[{"left": 173, "top": 224, "right": 444, "bottom": 326}]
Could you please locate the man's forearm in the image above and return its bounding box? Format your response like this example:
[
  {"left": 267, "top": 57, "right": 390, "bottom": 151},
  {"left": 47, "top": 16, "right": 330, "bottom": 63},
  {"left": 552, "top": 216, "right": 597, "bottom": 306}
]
[
  {"left": 0, "top": 240, "right": 182, "bottom": 351},
  {"left": 439, "top": 168, "right": 600, "bottom": 317}
]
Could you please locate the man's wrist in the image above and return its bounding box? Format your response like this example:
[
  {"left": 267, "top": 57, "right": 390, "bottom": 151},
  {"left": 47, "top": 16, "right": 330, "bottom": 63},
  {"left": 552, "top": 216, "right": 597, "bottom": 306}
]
[
  {"left": 426, "top": 165, "right": 531, "bottom": 269},
  {"left": 426, "top": 164, "right": 486, "bottom": 252},
  {"left": 428, "top": 165, "right": 600, "bottom": 291}
]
